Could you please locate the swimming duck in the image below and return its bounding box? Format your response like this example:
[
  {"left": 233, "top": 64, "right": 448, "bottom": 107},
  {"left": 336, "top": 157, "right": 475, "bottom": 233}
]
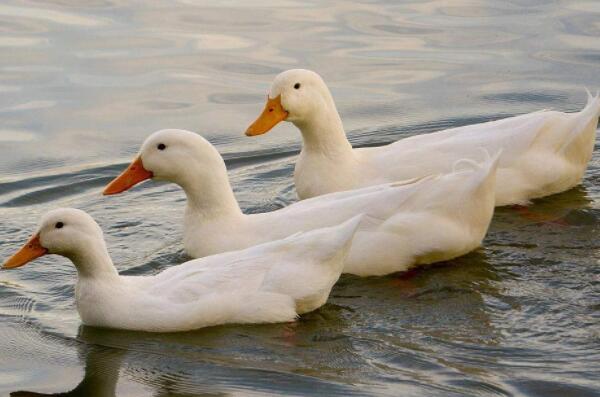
[
  {"left": 2, "top": 208, "right": 361, "bottom": 332},
  {"left": 245, "top": 69, "right": 600, "bottom": 205},
  {"left": 103, "top": 129, "right": 499, "bottom": 276}
]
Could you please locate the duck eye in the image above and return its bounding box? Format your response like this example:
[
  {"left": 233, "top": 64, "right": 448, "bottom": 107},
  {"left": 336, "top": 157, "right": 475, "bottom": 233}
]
[
  {"left": 294, "top": 83, "right": 301, "bottom": 89},
  {"left": 157, "top": 143, "right": 166, "bottom": 151},
  {"left": 55, "top": 222, "right": 64, "bottom": 229}
]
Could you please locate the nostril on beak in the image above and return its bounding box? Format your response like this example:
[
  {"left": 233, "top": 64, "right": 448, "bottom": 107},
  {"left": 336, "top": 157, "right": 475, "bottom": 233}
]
[{"left": 269, "top": 108, "right": 274, "bottom": 112}]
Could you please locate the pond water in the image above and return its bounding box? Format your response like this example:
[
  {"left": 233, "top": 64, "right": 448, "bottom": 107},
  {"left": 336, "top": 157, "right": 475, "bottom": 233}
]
[{"left": 0, "top": 1, "right": 599, "bottom": 396}]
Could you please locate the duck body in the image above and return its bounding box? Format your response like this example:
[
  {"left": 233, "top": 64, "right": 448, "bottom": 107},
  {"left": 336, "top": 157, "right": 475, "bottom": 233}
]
[
  {"left": 294, "top": 99, "right": 600, "bottom": 206},
  {"left": 247, "top": 69, "right": 600, "bottom": 206},
  {"left": 4, "top": 209, "right": 360, "bottom": 332},
  {"left": 105, "top": 129, "right": 499, "bottom": 277},
  {"left": 186, "top": 153, "right": 499, "bottom": 276}
]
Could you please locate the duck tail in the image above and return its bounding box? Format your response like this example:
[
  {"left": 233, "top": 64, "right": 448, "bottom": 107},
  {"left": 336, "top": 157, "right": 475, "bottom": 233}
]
[
  {"left": 452, "top": 157, "right": 480, "bottom": 172},
  {"left": 315, "top": 214, "right": 363, "bottom": 269},
  {"left": 582, "top": 88, "right": 600, "bottom": 121},
  {"left": 283, "top": 214, "right": 363, "bottom": 264},
  {"left": 456, "top": 148, "right": 502, "bottom": 192},
  {"left": 452, "top": 148, "right": 502, "bottom": 174},
  {"left": 326, "top": 214, "right": 364, "bottom": 259},
  {"left": 558, "top": 89, "right": 600, "bottom": 153},
  {"left": 585, "top": 88, "right": 600, "bottom": 113},
  {"left": 477, "top": 148, "right": 502, "bottom": 178},
  {"left": 484, "top": 148, "right": 503, "bottom": 171}
]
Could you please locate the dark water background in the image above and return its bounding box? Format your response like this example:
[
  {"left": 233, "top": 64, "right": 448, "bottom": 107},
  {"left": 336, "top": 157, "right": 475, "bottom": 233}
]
[{"left": 0, "top": 1, "right": 599, "bottom": 396}]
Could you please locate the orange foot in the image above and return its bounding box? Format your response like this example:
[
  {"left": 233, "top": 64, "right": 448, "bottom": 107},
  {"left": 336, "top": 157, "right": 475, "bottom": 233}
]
[
  {"left": 511, "top": 205, "right": 570, "bottom": 226},
  {"left": 390, "top": 268, "right": 420, "bottom": 295}
]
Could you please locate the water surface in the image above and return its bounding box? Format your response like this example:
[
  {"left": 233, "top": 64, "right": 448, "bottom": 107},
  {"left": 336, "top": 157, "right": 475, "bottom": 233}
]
[{"left": 1, "top": 1, "right": 599, "bottom": 396}]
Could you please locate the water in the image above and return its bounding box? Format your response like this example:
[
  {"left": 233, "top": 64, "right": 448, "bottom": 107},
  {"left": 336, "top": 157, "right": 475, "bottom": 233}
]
[{"left": 0, "top": 0, "right": 599, "bottom": 395}]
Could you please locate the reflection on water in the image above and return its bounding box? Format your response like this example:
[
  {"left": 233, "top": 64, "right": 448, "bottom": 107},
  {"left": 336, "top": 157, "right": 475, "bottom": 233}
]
[
  {"left": 11, "top": 345, "right": 125, "bottom": 397},
  {"left": 0, "top": 0, "right": 599, "bottom": 396}
]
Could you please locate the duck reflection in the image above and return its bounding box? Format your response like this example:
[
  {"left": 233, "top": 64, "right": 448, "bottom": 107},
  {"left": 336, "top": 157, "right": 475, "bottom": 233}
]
[
  {"left": 10, "top": 344, "right": 124, "bottom": 397},
  {"left": 9, "top": 325, "right": 231, "bottom": 397},
  {"left": 344, "top": 248, "right": 503, "bottom": 345},
  {"left": 496, "top": 184, "right": 593, "bottom": 227},
  {"left": 9, "top": 308, "right": 350, "bottom": 397}
]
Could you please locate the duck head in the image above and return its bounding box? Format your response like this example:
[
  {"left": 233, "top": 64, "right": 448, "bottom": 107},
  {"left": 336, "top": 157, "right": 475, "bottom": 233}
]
[
  {"left": 3, "top": 208, "right": 108, "bottom": 270},
  {"left": 102, "top": 130, "right": 240, "bottom": 217},
  {"left": 103, "top": 129, "right": 228, "bottom": 195},
  {"left": 246, "top": 69, "right": 340, "bottom": 136}
]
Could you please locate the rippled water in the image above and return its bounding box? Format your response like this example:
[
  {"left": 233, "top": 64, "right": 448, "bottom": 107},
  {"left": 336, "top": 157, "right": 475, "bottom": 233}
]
[{"left": 1, "top": 1, "right": 599, "bottom": 396}]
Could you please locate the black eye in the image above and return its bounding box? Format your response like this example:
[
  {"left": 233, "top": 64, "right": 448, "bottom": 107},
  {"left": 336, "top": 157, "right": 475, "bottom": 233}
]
[
  {"left": 55, "top": 222, "right": 64, "bottom": 229},
  {"left": 157, "top": 143, "right": 166, "bottom": 151},
  {"left": 294, "top": 83, "right": 301, "bottom": 89}
]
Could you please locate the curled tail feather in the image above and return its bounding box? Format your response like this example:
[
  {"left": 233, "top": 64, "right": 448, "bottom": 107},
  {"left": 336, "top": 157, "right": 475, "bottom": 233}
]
[
  {"left": 559, "top": 90, "right": 600, "bottom": 153},
  {"left": 452, "top": 148, "right": 502, "bottom": 173}
]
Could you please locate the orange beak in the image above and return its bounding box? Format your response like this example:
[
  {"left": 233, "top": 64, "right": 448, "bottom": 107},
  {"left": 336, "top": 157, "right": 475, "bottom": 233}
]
[
  {"left": 245, "top": 95, "right": 288, "bottom": 136},
  {"left": 3, "top": 233, "right": 48, "bottom": 269},
  {"left": 103, "top": 156, "right": 153, "bottom": 195}
]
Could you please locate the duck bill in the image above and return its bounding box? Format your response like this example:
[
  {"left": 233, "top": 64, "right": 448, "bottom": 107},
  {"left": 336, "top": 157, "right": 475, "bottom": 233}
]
[
  {"left": 103, "top": 156, "right": 153, "bottom": 195},
  {"left": 3, "top": 233, "right": 48, "bottom": 269},
  {"left": 245, "top": 95, "right": 288, "bottom": 136}
]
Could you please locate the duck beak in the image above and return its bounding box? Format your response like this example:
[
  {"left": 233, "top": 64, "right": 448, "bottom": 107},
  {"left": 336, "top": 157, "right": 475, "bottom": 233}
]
[
  {"left": 3, "top": 233, "right": 48, "bottom": 269},
  {"left": 245, "top": 95, "right": 288, "bottom": 136},
  {"left": 103, "top": 156, "right": 153, "bottom": 195}
]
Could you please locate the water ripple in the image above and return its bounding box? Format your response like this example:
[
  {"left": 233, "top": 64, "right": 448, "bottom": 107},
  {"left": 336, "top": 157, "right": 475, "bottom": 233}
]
[{"left": 0, "top": 0, "right": 599, "bottom": 395}]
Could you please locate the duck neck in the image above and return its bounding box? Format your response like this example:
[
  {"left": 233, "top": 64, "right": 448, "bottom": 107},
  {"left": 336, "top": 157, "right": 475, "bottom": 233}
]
[
  {"left": 294, "top": 103, "right": 354, "bottom": 159},
  {"left": 70, "top": 239, "right": 119, "bottom": 280},
  {"left": 178, "top": 163, "right": 243, "bottom": 222}
]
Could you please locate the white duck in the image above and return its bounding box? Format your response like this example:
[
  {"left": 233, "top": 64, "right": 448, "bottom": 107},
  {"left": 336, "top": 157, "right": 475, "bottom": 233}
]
[
  {"left": 103, "top": 129, "right": 499, "bottom": 276},
  {"left": 245, "top": 69, "right": 600, "bottom": 206},
  {"left": 2, "top": 208, "right": 361, "bottom": 332}
]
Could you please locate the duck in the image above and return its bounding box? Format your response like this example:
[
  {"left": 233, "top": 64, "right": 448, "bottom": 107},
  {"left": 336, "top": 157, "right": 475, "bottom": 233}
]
[
  {"left": 2, "top": 208, "right": 362, "bottom": 332},
  {"left": 103, "top": 129, "right": 499, "bottom": 276},
  {"left": 245, "top": 69, "right": 600, "bottom": 206}
]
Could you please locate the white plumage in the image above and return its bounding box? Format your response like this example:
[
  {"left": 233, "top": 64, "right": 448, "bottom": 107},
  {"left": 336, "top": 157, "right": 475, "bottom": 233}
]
[
  {"left": 247, "top": 69, "right": 599, "bottom": 206},
  {"left": 4, "top": 209, "right": 361, "bottom": 332},
  {"left": 107, "top": 129, "right": 499, "bottom": 276}
]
